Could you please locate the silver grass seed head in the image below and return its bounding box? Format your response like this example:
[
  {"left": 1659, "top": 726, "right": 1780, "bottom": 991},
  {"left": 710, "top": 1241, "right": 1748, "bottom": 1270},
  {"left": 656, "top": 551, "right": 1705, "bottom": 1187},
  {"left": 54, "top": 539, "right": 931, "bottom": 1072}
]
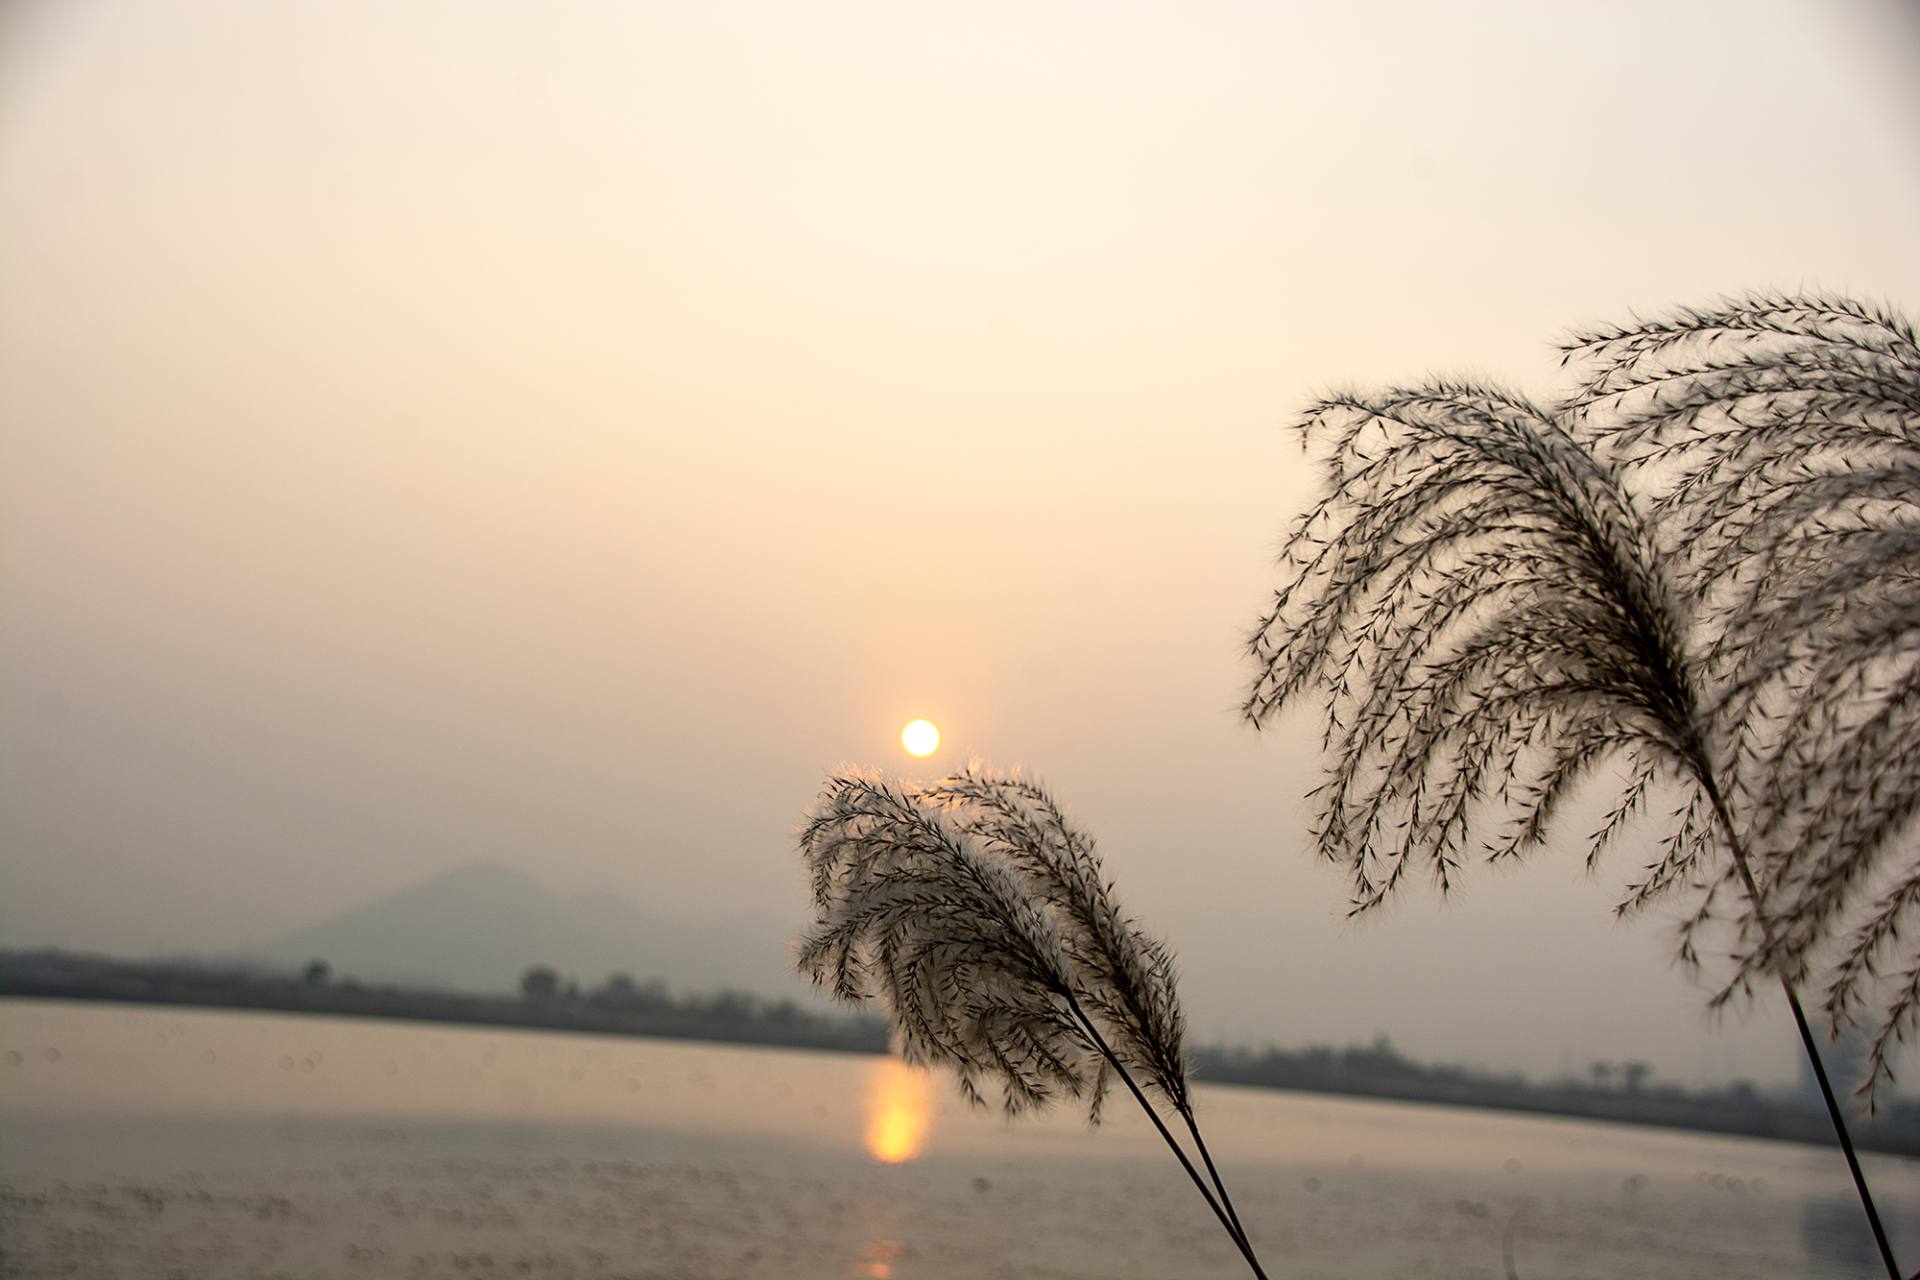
[
  {"left": 795, "top": 766, "right": 1188, "bottom": 1122},
  {"left": 1564, "top": 293, "right": 1920, "bottom": 1101},
  {"left": 1246, "top": 382, "right": 1713, "bottom": 915}
]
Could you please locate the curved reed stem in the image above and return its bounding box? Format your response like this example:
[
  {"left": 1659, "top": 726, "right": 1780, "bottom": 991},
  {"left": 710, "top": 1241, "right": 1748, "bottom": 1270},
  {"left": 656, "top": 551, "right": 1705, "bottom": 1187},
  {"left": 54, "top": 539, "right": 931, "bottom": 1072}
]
[
  {"left": 1702, "top": 783, "right": 1900, "bottom": 1280},
  {"left": 1245, "top": 351, "right": 1909, "bottom": 1276},
  {"left": 1064, "top": 995, "right": 1268, "bottom": 1279},
  {"left": 1179, "top": 1104, "right": 1252, "bottom": 1257},
  {"left": 796, "top": 766, "right": 1270, "bottom": 1276}
]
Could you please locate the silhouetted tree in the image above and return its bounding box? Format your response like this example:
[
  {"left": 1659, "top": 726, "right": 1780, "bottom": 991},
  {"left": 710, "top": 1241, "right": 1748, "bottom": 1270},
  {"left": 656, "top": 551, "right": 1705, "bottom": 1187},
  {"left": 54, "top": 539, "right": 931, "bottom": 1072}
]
[
  {"left": 698, "top": 990, "right": 758, "bottom": 1021},
  {"left": 302, "top": 959, "right": 331, "bottom": 986},
  {"left": 520, "top": 965, "right": 560, "bottom": 1001},
  {"left": 590, "top": 971, "right": 668, "bottom": 1012},
  {"left": 1622, "top": 1061, "right": 1651, "bottom": 1095}
]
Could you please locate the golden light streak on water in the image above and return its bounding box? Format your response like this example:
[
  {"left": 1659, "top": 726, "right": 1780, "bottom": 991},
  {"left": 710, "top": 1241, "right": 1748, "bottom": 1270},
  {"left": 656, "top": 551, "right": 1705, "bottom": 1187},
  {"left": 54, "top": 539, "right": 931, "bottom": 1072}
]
[
  {"left": 863, "top": 1057, "right": 934, "bottom": 1164},
  {"left": 850, "top": 1239, "right": 903, "bottom": 1279}
]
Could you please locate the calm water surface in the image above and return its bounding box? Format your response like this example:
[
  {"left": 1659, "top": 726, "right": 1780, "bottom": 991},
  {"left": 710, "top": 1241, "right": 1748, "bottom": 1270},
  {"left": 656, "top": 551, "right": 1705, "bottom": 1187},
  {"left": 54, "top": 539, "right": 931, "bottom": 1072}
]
[{"left": 2, "top": 999, "right": 1916, "bottom": 1279}]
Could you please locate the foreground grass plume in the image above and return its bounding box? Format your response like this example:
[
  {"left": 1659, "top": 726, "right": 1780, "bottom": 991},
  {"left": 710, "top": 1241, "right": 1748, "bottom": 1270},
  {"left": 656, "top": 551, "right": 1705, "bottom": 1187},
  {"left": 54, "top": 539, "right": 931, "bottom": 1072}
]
[
  {"left": 796, "top": 765, "right": 1268, "bottom": 1278},
  {"left": 1244, "top": 383, "right": 1711, "bottom": 914},
  {"left": 1565, "top": 294, "right": 1920, "bottom": 1100},
  {"left": 1245, "top": 306, "right": 1917, "bottom": 1276}
]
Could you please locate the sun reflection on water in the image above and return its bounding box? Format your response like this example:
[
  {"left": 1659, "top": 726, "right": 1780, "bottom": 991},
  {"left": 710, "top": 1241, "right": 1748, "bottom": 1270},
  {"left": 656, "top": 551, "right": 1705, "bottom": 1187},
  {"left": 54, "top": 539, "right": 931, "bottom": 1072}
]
[
  {"left": 864, "top": 1057, "right": 933, "bottom": 1164},
  {"left": 851, "top": 1238, "right": 903, "bottom": 1279}
]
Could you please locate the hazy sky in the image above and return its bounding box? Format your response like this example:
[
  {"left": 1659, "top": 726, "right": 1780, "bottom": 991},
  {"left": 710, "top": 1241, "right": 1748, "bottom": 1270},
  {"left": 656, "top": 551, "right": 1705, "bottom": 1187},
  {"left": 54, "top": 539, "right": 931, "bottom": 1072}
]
[{"left": 5, "top": 0, "right": 1919, "bottom": 1086}]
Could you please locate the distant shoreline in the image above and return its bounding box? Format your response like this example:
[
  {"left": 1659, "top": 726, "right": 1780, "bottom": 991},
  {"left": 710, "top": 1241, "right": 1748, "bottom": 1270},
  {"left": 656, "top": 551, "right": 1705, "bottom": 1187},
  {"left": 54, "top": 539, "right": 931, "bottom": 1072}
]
[
  {"left": 0, "top": 953, "right": 889, "bottom": 1058},
  {"left": 1193, "top": 1050, "right": 1920, "bottom": 1158},
  {"left": 0, "top": 984, "right": 895, "bottom": 1056},
  {"left": 5, "top": 948, "right": 1917, "bottom": 1158}
]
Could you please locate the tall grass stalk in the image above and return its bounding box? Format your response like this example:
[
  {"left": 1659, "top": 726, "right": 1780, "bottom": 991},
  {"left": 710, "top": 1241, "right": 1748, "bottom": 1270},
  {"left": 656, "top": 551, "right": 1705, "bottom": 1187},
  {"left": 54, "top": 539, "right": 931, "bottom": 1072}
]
[
  {"left": 1566, "top": 295, "right": 1920, "bottom": 1096},
  {"left": 1565, "top": 295, "right": 1920, "bottom": 1278},
  {"left": 1244, "top": 376, "right": 1903, "bottom": 1277},
  {"left": 796, "top": 766, "right": 1268, "bottom": 1278}
]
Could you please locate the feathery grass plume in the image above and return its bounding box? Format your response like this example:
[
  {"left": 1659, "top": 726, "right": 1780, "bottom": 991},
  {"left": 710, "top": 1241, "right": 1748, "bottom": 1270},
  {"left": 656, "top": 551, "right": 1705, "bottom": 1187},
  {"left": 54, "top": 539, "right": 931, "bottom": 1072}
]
[
  {"left": 1245, "top": 351, "right": 1906, "bottom": 1277},
  {"left": 796, "top": 765, "right": 1268, "bottom": 1278},
  {"left": 916, "top": 769, "right": 1190, "bottom": 1112},
  {"left": 1564, "top": 294, "right": 1920, "bottom": 1100},
  {"left": 1243, "top": 382, "right": 1714, "bottom": 916},
  {"left": 797, "top": 769, "right": 1094, "bottom": 1117}
]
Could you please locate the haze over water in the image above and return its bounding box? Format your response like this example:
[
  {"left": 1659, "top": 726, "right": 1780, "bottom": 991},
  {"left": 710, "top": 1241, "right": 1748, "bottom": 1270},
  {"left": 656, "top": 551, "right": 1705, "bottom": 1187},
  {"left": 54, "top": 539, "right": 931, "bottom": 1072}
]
[
  {"left": 6, "top": 0, "right": 1920, "bottom": 1087},
  {"left": 5, "top": 1001, "right": 1917, "bottom": 1279}
]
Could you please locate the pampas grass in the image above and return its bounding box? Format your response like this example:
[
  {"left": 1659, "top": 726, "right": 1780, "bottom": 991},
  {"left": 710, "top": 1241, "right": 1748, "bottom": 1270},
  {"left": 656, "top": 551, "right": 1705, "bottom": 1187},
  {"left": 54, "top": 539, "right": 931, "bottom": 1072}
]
[
  {"left": 1243, "top": 384, "right": 1718, "bottom": 914},
  {"left": 788, "top": 293, "right": 1919, "bottom": 1276},
  {"left": 1244, "top": 303, "right": 1918, "bottom": 1276},
  {"left": 1565, "top": 294, "right": 1920, "bottom": 1100},
  {"left": 797, "top": 764, "right": 1266, "bottom": 1278}
]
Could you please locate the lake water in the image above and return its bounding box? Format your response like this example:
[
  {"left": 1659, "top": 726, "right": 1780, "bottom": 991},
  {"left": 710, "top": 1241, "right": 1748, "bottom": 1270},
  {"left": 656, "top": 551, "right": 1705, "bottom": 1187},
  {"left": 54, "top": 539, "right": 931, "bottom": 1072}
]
[{"left": 2, "top": 999, "right": 1917, "bottom": 1279}]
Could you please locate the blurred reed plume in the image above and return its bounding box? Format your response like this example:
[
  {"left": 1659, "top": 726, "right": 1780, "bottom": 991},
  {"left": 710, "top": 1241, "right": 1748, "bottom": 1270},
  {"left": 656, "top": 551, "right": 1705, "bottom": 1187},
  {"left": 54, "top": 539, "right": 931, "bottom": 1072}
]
[
  {"left": 797, "top": 765, "right": 1268, "bottom": 1278},
  {"left": 1243, "top": 383, "right": 1712, "bottom": 914},
  {"left": 1565, "top": 294, "right": 1920, "bottom": 1100},
  {"left": 1245, "top": 298, "right": 1918, "bottom": 1276}
]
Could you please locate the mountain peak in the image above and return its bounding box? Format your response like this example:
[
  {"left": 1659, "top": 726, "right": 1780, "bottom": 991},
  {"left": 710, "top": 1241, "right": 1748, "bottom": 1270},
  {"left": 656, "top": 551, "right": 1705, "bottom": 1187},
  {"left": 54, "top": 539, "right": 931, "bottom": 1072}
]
[
  {"left": 252, "top": 861, "right": 797, "bottom": 999},
  {"left": 400, "top": 860, "right": 549, "bottom": 900}
]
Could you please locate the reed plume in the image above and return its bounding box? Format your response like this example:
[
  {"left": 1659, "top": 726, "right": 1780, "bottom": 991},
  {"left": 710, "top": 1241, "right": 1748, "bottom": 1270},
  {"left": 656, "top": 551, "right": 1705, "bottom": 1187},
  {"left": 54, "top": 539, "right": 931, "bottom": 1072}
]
[
  {"left": 797, "top": 764, "right": 1267, "bottom": 1278},
  {"left": 1565, "top": 294, "right": 1920, "bottom": 1101},
  {"left": 1243, "top": 383, "right": 1715, "bottom": 914},
  {"left": 1245, "top": 328, "right": 1911, "bottom": 1276}
]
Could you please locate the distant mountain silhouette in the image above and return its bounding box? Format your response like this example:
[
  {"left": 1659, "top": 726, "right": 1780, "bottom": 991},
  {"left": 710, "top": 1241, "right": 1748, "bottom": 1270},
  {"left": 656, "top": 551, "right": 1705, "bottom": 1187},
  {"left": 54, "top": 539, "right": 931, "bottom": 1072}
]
[{"left": 252, "top": 862, "right": 798, "bottom": 998}]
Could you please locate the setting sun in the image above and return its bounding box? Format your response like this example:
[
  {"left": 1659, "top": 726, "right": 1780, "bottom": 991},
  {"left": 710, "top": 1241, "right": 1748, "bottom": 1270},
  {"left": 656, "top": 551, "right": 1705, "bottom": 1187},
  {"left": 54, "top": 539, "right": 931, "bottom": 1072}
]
[{"left": 900, "top": 719, "right": 940, "bottom": 757}]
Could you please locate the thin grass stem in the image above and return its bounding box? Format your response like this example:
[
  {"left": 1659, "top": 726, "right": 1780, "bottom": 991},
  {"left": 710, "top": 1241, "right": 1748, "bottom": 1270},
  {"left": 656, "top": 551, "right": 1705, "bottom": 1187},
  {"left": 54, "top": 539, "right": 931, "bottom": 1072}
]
[
  {"left": 1703, "top": 784, "right": 1901, "bottom": 1280},
  {"left": 1064, "top": 995, "right": 1269, "bottom": 1280},
  {"left": 1179, "top": 1103, "right": 1253, "bottom": 1256},
  {"left": 797, "top": 767, "right": 1269, "bottom": 1276}
]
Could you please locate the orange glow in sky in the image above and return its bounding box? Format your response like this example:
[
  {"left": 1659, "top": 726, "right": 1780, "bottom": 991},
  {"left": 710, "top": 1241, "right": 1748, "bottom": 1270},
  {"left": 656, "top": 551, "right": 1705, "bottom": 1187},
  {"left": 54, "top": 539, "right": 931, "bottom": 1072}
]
[
  {"left": 864, "top": 1057, "right": 934, "bottom": 1163},
  {"left": 7, "top": 0, "right": 1919, "bottom": 1091}
]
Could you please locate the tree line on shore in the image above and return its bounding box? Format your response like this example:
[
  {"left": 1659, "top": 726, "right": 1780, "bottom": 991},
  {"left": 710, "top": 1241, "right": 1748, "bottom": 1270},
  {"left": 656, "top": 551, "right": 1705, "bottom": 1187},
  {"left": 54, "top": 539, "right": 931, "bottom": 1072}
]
[
  {"left": 5, "top": 945, "right": 1917, "bottom": 1155},
  {"left": 0, "top": 948, "right": 886, "bottom": 1055}
]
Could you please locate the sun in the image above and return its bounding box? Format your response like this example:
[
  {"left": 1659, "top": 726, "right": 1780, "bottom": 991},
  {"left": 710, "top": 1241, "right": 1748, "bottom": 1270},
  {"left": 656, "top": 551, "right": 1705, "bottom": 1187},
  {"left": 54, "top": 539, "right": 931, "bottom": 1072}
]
[{"left": 900, "top": 719, "right": 940, "bottom": 757}]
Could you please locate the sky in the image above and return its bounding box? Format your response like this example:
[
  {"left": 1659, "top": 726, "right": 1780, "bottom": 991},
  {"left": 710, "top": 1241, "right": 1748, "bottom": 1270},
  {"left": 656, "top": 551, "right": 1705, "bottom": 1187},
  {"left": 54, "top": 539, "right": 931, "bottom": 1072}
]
[{"left": 4, "top": 0, "right": 1920, "bottom": 1088}]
